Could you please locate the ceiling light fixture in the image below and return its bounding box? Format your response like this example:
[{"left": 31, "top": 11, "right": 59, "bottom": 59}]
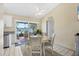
[{"left": 35, "top": 7, "right": 46, "bottom": 16}]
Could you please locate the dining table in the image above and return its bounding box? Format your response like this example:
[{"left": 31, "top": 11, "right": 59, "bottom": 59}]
[
  {"left": 23, "top": 35, "right": 49, "bottom": 56},
  {"left": 29, "top": 35, "right": 49, "bottom": 55},
  {"left": 17, "top": 36, "right": 49, "bottom": 56}
]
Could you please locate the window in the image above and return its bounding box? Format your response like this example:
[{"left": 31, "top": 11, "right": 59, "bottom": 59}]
[
  {"left": 16, "top": 21, "right": 38, "bottom": 45},
  {"left": 16, "top": 22, "right": 29, "bottom": 38},
  {"left": 29, "top": 23, "right": 37, "bottom": 34},
  {"left": 16, "top": 22, "right": 37, "bottom": 38}
]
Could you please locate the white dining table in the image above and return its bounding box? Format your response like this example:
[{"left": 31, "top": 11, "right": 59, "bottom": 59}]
[{"left": 27, "top": 35, "right": 49, "bottom": 56}]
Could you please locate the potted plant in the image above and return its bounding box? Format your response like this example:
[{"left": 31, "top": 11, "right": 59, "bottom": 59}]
[{"left": 34, "top": 29, "right": 42, "bottom": 35}]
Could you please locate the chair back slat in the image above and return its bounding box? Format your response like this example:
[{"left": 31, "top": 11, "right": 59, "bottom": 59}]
[
  {"left": 51, "top": 33, "right": 55, "bottom": 45},
  {"left": 29, "top": 35, "right": 42, "bottom": 56},
  {"left": 30, "top": 36, "right": 42, "bottom": 46}
]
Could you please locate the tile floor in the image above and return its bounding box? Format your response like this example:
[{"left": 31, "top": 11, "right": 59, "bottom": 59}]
[{"left": 3, "top": 44, "right": 75, "bottom": 56}]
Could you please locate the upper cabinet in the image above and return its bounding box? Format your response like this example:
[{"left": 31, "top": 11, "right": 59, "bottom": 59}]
[{"left": 3, "top": 15, "right": 13, "bottom": 27}]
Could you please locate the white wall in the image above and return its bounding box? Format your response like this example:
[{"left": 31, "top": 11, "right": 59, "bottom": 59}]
[
  {"left": 0, "top": 20, "right": 4, "bottom": 55},
  {"left": 0, "top": 3, "right": 4, "bottom": 56},
  {"left": 41, "top": 4, "right": 78, "bottom": 50}
]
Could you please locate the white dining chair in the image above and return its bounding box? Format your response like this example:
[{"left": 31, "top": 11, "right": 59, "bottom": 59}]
[
  {"left": 29, "top": 35, "right": 42, "bottom": 56},
  {"left": 43, "top": 33, "right": 55, "bottom": 56}
]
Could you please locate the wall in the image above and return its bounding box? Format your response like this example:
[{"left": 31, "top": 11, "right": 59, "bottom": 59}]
[
  {"left": 3, "top": 13, "right": 41, "bottom": 44},
  {"left": 0, "top": 4, "right": 4, "bottom": 19},
  {"left": 4, "top": 13, "right": 41, "bottom": 29},
  {"left": 0, "top": 3, "right": 4, "bottom": 55},
  {"left": 41, "top": 3, "right": 79, "bottom": 50}
]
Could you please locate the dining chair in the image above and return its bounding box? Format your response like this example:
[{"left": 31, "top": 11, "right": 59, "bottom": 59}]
[
  {"left": 43, "top": 33, "right": 55, "bottom": 56},
  {"left": 29, "top": 35, "right": 42, "bottom": 56}
]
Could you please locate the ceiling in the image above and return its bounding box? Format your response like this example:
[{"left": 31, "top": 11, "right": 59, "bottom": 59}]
[{"left": 3, "top": 3, "right": 59, "bottom": 19}]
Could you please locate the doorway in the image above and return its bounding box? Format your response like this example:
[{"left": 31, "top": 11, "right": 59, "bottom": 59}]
[
  {"left": 46, "top": 17, "right": 54, "bottom": 39},
  {"left": 16, "top": 21, "right": 29, "bottom": 45},
  {"left": 15, "top": 20, "right": 38, "bottom": 46}
]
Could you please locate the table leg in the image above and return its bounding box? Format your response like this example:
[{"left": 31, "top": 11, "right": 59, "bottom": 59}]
[{"left": 43, "top": 43, "right": 45, "bottom": 56}]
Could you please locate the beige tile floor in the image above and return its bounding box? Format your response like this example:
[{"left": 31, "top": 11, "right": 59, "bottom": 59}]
[
  {"left": 3, "top": 44, "right": 75, "bottom": 56},
  {"left": 4, "top": 45, "right": 23, "bottom": 56},
  {"left": 3, "top": 45, "right": 59, "bottom": 56},
  {"left": 53, "top": 44, "right": 75, "bottom": 56}
]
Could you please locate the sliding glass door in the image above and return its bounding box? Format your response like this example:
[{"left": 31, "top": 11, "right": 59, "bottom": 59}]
[
  {"left": 15, "top": 21, "right": 37, "bottom": 45},
  {"left": 29, "top": 23, "right": 37, "bottom": 35},
  {"left": 16, "top": 22, "right": 29, "bottom": 45}
]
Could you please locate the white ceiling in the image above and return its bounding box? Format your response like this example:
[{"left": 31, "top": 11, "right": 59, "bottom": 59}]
[{"left": 3, "top": 3, "right": 59, "bottom": 19}]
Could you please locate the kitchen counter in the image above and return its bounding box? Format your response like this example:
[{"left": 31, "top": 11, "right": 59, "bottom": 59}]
[{"left": 4, "top": 27, "right": 15, "bottom": 33}]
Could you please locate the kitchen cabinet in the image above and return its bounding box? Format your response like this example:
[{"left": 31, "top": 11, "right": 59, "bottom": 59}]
[
  {"left": 4, "top": 27, "right": 15, "bottom": 48},
  {"left": 4, "top": 27, "right": 15, "bottom": 33},
  {"left": 3, "top": 15, "right": 13, "bottom": 27}
]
